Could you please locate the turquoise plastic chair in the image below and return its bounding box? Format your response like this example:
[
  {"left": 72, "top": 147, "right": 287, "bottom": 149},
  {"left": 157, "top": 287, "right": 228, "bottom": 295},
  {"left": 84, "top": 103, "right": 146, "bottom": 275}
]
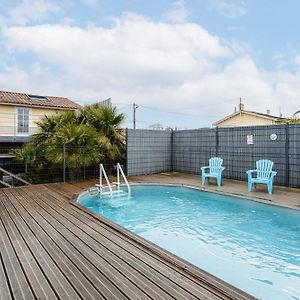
[
  {"left": 247, "top": 160, "right": 277, "bottom": 194},
  {"left": 201, "top": 157, "right": 225, "bottom": 187}
]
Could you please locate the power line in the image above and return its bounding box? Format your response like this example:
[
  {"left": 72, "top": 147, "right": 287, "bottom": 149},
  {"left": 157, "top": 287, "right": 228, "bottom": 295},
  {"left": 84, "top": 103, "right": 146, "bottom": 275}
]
[{"left": 137, "top": 104, "right": 224, "bottom": 118}]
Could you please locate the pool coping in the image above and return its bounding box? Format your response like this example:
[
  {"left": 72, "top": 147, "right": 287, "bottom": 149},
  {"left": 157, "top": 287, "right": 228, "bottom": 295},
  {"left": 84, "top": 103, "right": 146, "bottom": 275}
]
[
  {"left": 71, "top": 186, "right": 257, "bottom": 300},
  {"left": 126, "top": 181, "right": 300, "bottom": 212}
]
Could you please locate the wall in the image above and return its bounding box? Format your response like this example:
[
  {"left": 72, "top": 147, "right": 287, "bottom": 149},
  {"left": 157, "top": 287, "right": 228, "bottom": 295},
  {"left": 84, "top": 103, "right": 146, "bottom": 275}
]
[
  {"left": 126, "top": 124, "right": 300, "bottom": 188},
  {"left": 0, "top": 104, "right": 72, "bottom": 137},
  {"left": 126, "top": 129, "right": 172, "bottom": 176}
]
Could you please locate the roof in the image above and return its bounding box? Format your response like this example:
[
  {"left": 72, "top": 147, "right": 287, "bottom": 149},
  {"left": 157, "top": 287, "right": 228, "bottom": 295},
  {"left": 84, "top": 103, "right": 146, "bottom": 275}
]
[
  {"left": 0, "top": 90, "right": 81, "bottom": 109},
  {"left": 213, "top": 110, "right": 288, "bottom": 126}
]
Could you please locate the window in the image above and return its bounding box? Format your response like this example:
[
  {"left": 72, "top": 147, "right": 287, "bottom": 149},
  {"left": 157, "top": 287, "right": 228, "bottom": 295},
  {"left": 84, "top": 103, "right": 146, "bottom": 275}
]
[
  {"left": 17, "top": 108, "right": 30, "bottom": 134},
  {"left": 27, "top": 94, "right": 48, "bottom": 101}
]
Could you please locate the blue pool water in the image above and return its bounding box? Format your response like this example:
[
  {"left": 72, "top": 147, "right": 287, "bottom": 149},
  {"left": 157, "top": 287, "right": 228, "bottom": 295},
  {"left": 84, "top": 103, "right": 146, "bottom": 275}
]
[{"left": 78, "top": 185, "right": 300, "bottom": 300}]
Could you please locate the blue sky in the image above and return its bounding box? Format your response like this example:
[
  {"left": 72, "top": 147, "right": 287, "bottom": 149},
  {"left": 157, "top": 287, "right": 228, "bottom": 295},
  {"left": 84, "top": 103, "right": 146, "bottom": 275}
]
[{"left": 1, "top": 0, "right": 300, "bottom": 129}]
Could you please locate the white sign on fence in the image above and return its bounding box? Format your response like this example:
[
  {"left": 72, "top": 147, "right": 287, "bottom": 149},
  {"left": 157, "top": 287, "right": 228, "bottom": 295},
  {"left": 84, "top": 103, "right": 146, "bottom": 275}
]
[
  {"left": 270, "top": 133, "right": 277, "bottom": 141},
  {"left": 247, "top": 135, "right": 253, "bottom": 145}
]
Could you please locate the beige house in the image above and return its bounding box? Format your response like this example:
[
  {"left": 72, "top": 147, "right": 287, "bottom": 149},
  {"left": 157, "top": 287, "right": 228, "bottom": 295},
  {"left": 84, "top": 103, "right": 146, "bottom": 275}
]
[
  {"left": 213, "top": 102, "right": 288, "bottom": 127},
  {"left": 0, "top": 90, "right": 80, "bottom": 142}
]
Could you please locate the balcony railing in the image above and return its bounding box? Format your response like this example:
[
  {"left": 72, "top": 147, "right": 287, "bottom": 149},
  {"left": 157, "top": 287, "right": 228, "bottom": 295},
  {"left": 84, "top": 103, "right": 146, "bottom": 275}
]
[{"left": 0, "top": 111, "right": 50, "bottom": 142}]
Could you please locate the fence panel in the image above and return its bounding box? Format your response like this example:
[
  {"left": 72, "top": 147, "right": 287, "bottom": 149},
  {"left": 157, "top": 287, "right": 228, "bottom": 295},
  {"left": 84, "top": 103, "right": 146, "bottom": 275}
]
[
  {"left": 172, "top": 129, "right": 216, "bottom": 174},
  {"left": 289, "top": 124, "right": 300, "bottom": 187},
  {"left": 217, "top": 125, "right": 287, "bottom": 185},
  {"left": 126, "top": 129, "right": 172, "bottom": 176},
  {"left": 126, "top": 124, "right": 300, "bottom": 188}
]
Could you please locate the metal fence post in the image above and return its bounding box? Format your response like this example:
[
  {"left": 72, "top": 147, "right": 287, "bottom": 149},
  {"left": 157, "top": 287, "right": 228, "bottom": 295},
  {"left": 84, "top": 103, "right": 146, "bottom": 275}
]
[
  {"left": 215, "top": 127, "right": 219, "bottom": 157},
  {"left": 285, "top": 124, "right": 290, "bottom": 187},
  {"left": 63, "top": 145, "right": 66, "bottom": 183},
  {"left": 171, "top": 129, "right": 174, "bottom": 172},
  {"left": 125, "top": 128, "right": 128, "bottom": 176}
]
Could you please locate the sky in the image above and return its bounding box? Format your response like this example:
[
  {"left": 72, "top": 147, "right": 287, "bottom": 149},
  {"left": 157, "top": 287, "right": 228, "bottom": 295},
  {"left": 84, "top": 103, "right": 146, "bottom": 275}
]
[{"left": 0, "top": 0, "right": 300, "bottom": 129}]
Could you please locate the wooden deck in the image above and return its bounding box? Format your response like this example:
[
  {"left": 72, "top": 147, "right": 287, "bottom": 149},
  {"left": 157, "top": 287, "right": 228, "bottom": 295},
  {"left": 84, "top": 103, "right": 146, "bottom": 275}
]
[{"left": 0, "top": 180, "right": 256, "bottom": 300}]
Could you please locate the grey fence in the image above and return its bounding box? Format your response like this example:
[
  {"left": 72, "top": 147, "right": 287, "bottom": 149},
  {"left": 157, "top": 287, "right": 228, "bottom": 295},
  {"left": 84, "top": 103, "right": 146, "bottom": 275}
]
[
  {"left": 126, "top": 124, "right": 300, "bottom": 188},
  {"left": 126, "top": 129, "right": 172, "bottom": 176}
]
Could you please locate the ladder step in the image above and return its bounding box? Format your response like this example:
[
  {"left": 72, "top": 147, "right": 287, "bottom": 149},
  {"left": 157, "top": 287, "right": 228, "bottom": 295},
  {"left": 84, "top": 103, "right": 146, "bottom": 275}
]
[{"left": 101, "top": 190, "right": 125, "bottom": 196}]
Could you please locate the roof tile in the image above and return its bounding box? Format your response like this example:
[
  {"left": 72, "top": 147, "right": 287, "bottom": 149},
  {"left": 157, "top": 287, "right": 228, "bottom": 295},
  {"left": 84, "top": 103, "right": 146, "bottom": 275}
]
[{"left": 0, "top": 90, "right": 81, "bottom": 109}]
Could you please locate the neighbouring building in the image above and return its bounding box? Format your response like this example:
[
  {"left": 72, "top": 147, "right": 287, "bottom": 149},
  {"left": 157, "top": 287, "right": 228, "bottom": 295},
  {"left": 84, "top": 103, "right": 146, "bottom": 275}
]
[
  {"left": 0, "top": 90, "right": 81, "bottom": 143},
  {"left": 213, "top": 101, "right": 289, "bottom": 127}
]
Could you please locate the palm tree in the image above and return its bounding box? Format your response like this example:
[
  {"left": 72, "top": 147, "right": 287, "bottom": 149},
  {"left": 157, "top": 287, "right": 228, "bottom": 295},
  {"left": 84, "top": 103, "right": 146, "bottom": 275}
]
[
  {"left": 79, "top": 104, "right": 126, "bottom": 159},
  {"left": 33, "top": 110, "right": 78, "bottom": 144},
  {"left": 12, "top": 104, "right": 126, "bottom": 181},
  {"left": 11, "top": 144, "right": 47, "bottom": 182},
  {"left": 46, "top": 123, "right": 103, "bottom": 168}
]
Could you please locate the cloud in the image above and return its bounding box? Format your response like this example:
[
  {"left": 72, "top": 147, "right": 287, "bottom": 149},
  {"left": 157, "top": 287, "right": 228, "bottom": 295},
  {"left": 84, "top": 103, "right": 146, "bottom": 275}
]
[
  {"left": 162, "top": 0, "right": 189, "bottom": 23},
  {"left": 8, "top": 0, "right": 60, "bottom": 25},
  {"left": 294, "top": 54, "right": 300, "bottom": 66},
  {"left": 1, "top": 13, "right": 300, "bottom": 126},
  {"left": 208, "top": 1, "right": 246, "bottom": 19}
]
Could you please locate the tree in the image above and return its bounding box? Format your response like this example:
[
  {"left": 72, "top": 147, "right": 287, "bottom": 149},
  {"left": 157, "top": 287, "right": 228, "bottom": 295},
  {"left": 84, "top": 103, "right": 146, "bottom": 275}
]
[
  {"left": 45, "top": 123, "right": 103, "bottom": 168},
  {"left": 288, "top": 117, "right": 300, "bottom": 124},
  {"left": 79, "top": 104, "right": 125, "bottom": 159},
  {"left": 11, "top": 144, "right": 47, "bottom": 182},
  {"left": 12, "top": 104, "right": 126, "bottom": 181}
]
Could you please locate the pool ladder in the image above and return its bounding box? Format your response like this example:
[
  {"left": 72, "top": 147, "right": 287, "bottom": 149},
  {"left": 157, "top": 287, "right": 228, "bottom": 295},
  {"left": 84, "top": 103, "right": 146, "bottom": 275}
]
[{"left": 95, "top": 163, "right": 131, "bottom": 197}]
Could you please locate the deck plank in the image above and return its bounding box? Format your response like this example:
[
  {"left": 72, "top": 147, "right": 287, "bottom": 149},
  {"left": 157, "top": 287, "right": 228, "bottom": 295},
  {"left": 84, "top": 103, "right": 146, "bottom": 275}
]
[
  {"left": 0, "top": 250, "right": 12, "bottom": 300},
  {"left": 9, "top": 187, "right": 130, "bottom": 300},
  {"left": 5, "top": 188, "right": 108, "bottom": 300},
  {"left": 0, "top": 182, "right": 257, "bottom": 300},
  {"left": 34, "top": 185, "right": 222, "bottom": 300},
  {"left": 44, "top": 183, "right": 255, "bottom": 300},
  {"left": 21, "top": 187, "right": 171, "bottom": 300},
  {"left": 1, "top": 189, "right": 80, "bottom": 300}
]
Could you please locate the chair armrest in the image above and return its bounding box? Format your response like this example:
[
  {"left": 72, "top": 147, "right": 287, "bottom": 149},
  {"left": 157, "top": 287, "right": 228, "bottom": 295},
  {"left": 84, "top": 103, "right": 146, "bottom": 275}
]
[
  {"left": 246, "top": 169, "right": 256, "bottom": 175},
  {"left": 201, "top": 166, "right": 210, "bottom": 171},
  {"left": 271, "top": 171, "right": 277, "bottom": 178},
  {"left": 220, "top": 167, "right": 225, "bottom": 172}
]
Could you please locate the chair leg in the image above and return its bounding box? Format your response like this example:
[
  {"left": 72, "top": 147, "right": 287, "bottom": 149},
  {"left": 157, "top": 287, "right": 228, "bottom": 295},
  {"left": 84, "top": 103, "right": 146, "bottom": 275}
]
[
  {"left": 268, "top": 182, "right": 273, "bottom": 194},
  {"left": 248, "top": 181, "right": 252, "bottom": 192},
  {"left": 202, "top": 175, "right": 205, "bottom": 186},
  {"left": 217, "top": 176, "right": 221, "bottom": 187}
]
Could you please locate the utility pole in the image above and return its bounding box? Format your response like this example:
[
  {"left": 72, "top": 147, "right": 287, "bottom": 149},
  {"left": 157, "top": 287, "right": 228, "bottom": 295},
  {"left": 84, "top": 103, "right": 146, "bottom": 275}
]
[{"left": 133, "top": 103, "right": 138, "bottom": 129}]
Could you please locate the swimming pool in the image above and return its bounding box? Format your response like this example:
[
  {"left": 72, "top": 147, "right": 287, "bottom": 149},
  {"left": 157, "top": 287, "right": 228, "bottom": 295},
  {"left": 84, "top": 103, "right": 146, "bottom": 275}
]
[{"left": 78, "top": 184, "right": 300, "bottom": 300}]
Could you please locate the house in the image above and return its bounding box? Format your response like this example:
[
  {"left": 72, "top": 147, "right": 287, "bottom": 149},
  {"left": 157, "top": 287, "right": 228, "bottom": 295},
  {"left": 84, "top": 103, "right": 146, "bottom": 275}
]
[
  {"left": 0, "top": 90, "right": 81, "bottom": 143},
  {"left": 213, "top": 101, "right": 289, "bottom": 127}
]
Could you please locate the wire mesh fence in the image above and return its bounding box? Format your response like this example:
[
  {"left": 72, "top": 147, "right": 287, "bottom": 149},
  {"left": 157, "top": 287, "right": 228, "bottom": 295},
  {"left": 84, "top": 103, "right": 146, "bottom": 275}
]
[
  {"left": 0, "top": 145, "right": 123, "bottom": 187},
  {"left": 126, "top": 124, "right": 300, "bottom": 188}
]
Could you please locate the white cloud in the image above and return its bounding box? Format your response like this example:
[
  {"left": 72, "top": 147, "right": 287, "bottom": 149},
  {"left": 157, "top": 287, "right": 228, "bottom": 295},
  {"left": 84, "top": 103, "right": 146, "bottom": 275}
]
[
  {"left": 208, "top": 1, "right": 246, "bottom": 19},
  {"left": 1, "top": 13, "right": 300, "bottom": 125},
  {"left": 294, "top": 54, "right": 300, "bottom": 66},
  {"left": 8, "top": 0, "right": 60, "bottom": 25},
  {"left": 162, "top": 0, "right": 189, "bottom": 23}
]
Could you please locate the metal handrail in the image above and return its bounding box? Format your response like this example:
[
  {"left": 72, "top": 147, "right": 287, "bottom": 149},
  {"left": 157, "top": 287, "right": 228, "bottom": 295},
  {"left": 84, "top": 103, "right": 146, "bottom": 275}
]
[
  {"left": 98, "top": 164, "right": 112, "bottom": 195},
  {"left": 0, "top": 166, "right": 31, "bottom": 186},
  {"left": 0, "top": 179, "right": 12, "bottom": 188},
  {"left": 117, "top": 163, "right": 131, "bottom": 196}
]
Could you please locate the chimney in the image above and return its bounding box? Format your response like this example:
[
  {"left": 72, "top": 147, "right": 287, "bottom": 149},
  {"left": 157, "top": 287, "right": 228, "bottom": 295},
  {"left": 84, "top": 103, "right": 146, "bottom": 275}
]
[
  {"left": 234, "top": 106, "right": 237, "bottom": 113},
  {"left": 266, "top": 109, "right": 270, "bottom": 115},
  {"left": 238, "top": 97, "right": 244, "bottom": 111}
]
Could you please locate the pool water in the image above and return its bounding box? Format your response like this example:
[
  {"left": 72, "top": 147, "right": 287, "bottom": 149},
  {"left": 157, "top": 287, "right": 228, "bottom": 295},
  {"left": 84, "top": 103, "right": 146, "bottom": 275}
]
[{"left": 78, "top": 185, "right": 300, "bottom": 300}]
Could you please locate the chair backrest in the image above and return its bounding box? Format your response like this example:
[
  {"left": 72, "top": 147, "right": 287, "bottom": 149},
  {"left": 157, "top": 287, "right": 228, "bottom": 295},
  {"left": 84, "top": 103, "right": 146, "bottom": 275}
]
[
  {"left": 256, "top": 160, "right": 274, "bottom": 179},
  {"left": 209, "top": 157, "right": 223, "bottom": 173}
]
